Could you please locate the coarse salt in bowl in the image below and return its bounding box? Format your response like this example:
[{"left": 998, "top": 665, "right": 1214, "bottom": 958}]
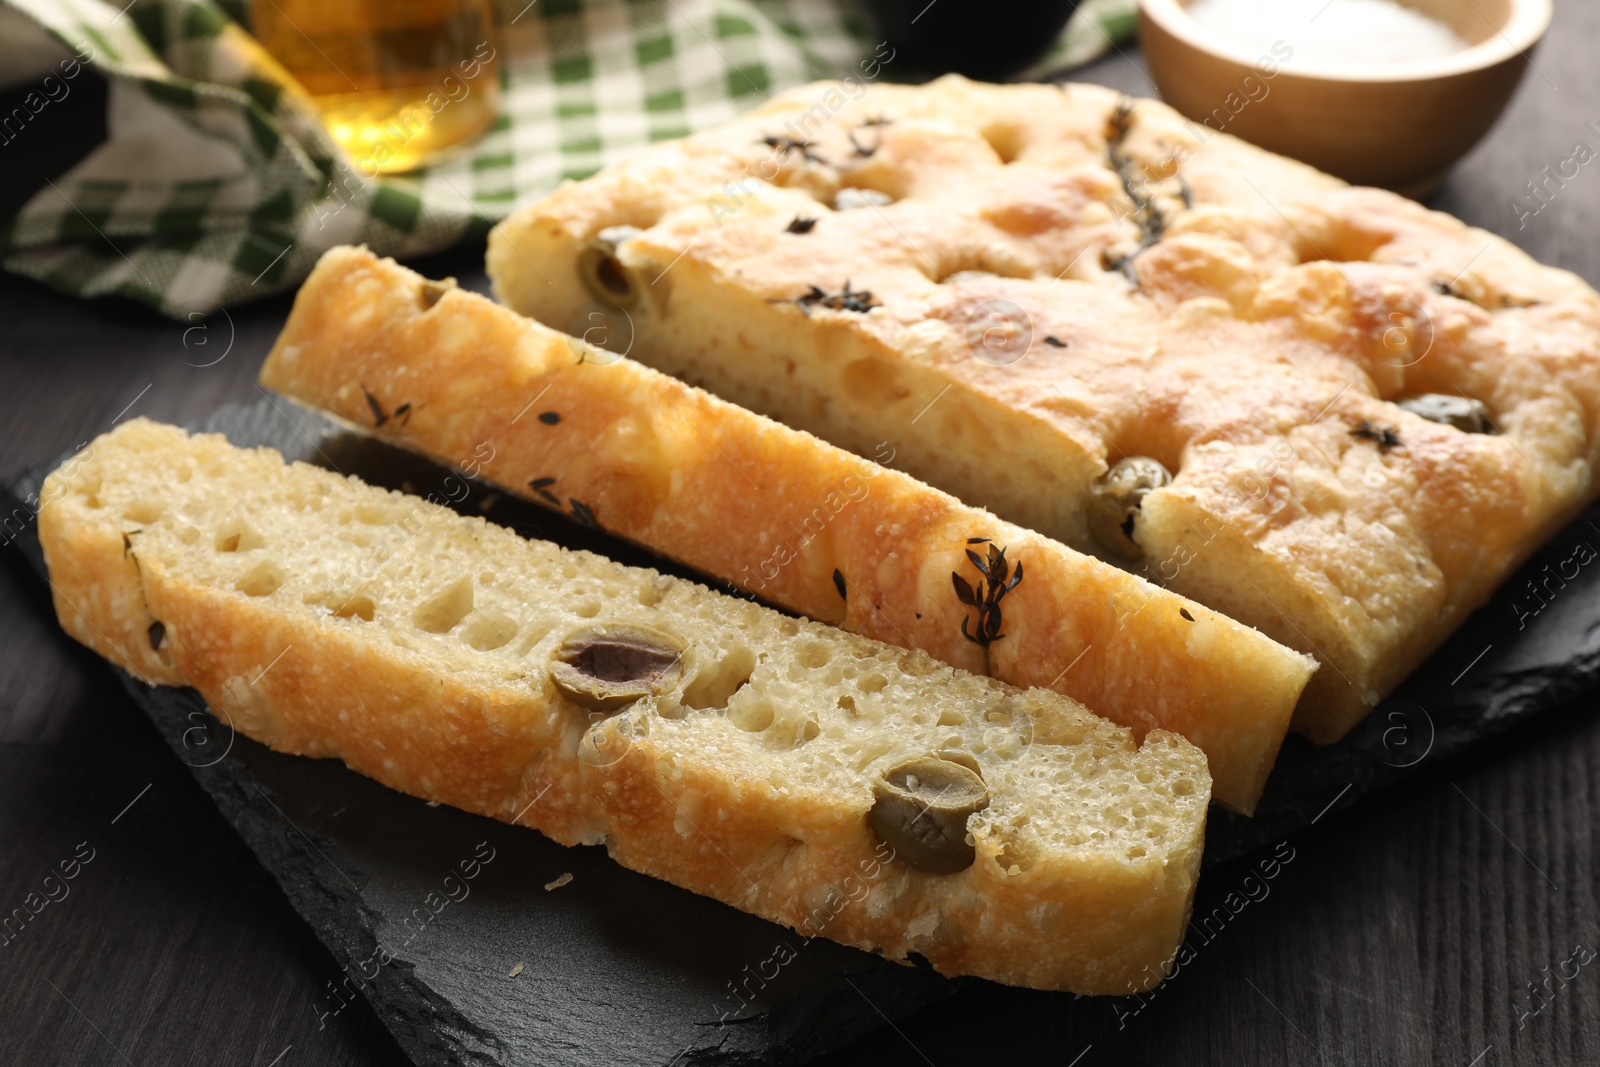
[{"left": 1138, "top": 0, "right": 1553, "bottom": 196}]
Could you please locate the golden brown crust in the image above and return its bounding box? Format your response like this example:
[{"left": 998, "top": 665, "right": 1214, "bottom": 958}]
[
  {"left": 261, "top": 247, "right": 1315, "bottom": 811},
  {"left": 488, "top": 75, "right": 1600, "bottom": 743},
  {"left": 38, "top": 419, "right": 1210, "bottom": 993}
]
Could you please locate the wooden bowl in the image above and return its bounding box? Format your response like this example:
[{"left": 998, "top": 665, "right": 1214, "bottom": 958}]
[{"left": 1138, "top": 0, "right": 1552, "bottom": 196}]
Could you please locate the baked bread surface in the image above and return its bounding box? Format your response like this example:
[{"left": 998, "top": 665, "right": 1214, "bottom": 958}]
[
  {"left": 488, "top": 75, "right": 1600, "bottom": 743},
  {"left": 38, "top": 418, "right": 1210, "bottom": 993},
  {"left": 262, "top": 246, "right": 1316, "bottom": 812}
]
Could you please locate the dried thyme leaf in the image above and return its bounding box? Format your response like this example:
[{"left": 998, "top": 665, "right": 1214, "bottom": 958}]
[
  {"left": 362, "top": 386, "right": 388, "bottom": 427},
  {"left": 847, "top": 118, "right": 888, "bottom": 159},
  {"left": 569, "top": 498, "right": 600, "bottom": 529},
  {"left": 1350, "top": 419, "right": 1403, "bottom": 452},
  {"left": 528, "top": 477, "right": 560, "bottom": 506},
  {"left": 768, "top": 281, "right": 881, "bottom": 316},
  {"left": 759, "top": 134, "right": 829, "bottom": 166}
]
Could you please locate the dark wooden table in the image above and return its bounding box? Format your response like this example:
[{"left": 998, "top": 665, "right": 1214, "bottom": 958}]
[{"left": 4, "top": 10, "right": 1599, "bottom": 1065}]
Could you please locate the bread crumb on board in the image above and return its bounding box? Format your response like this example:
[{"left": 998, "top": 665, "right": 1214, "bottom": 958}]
[{"left": 544, "top": 872, "right": 573, "bottom": 891}]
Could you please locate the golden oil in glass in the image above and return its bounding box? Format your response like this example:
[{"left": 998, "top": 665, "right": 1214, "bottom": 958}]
[{"left": 251, "top": 0, "right": 500, "bottom": 174}]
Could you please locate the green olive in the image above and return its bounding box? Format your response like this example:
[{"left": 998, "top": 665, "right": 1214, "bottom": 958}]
[
  {"left": 417, "top": 277, "right": 456, "bottom": 310},
  {"left": 578, "top": 225, "right": 643, "bottom": 309},
  {"left": 549, "top": 621, "right": 684, "bottom": 713},
  {"left": 1397, "top": 393, "right": 1492, "bottom": 434},
  {"left": 1086, "top": 456, "right": 1172, "bottom": 559},
  {"left": 869, "top": 755, "right": 990, "bottom": 874}
]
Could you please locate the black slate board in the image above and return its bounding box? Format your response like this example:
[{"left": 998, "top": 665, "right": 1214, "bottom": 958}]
[{"left": 6, "top": 396, "right": 1600, "bottom": 1065}]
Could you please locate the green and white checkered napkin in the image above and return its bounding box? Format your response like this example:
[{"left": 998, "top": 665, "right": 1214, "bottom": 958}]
[{"left": 0, "top": 0, "right": 1136, "bottom": 319}]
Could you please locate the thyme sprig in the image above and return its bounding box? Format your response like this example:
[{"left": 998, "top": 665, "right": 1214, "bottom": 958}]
[
  {"left": 528, "top": 476, "right": 559, "bottom": 506},
  {"left": 768, "top": 281, "right": 881, "bottom": 316},
  {"left": 1433, "top": 278, "right": 1540, "bottom": 310},
  {"left": 952, "top": 537, "right": 1023, "bottom": 648},
  {"left": 760, "top": 134, "right": 829, "bottom": 166},
  {"left": 527, "top": 479, "right": 599, "bottom": 528},
  {"left": 361, "top": 386, "right": 412, "bottom": 428},
  {"left": 1101, "top": 99, "right": 1190, "bottom": 286},
  {"left": 842, "top": 115, "right": 893, "bottom": 160}
]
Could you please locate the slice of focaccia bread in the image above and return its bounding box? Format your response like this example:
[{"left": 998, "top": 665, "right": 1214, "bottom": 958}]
[
  {"left": 261, "top": 246, "right": 1315, "bottom": 813},
  {"left": 39, "top": 418, "right": 1210, "bottom": 994},
  {"left": 488, "top": 75, "right": 1600, "bottom": 743}
]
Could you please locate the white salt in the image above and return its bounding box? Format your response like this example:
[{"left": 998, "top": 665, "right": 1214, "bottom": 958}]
[{"left": 1185, "top": 0, "right": 1471, "bottom": 69}]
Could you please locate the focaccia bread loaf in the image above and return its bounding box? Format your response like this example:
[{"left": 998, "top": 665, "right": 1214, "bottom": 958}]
[
  {"left": 487, "top": 74, "right": 1600, "bottom": 743},
  {"left": 38, "top": 418, "right": 1210, "bottom": 993},
  {"left": 260, "top": 246, "right": 1316, "bottom": 812}
]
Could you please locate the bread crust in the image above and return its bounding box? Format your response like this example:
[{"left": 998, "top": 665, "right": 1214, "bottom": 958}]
[
  {"left": 261, "top": 247, "right": 1315, "bottom": 812},
  {"left": 38, "top": 419, "right": 1209, "bottom": 994},
  {"left": 588, "top": 718, "right": 1206, "bottom": 993},
  {"left": 488, "top": 75, "right": 1600, "bottom": 743}
]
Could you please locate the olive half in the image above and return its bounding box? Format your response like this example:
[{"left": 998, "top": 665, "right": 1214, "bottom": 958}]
[
  {"left": 1397, "top": 393, "right": 1492, "bottom": 434},
  {"left": 869, "top": 756, "right": 990, "bottom": 874},
  {"left": 417, "top": 277, "right": 456, "bottom": 310},
  {"left": 549, "top": 621, "right": 685, "bottom": 713},
  {"left": 1086, "top": 456, "right": 1172, "bottom": 559},
  {"left": 578, "top": 225, "right": 644, "bottom": 309}
]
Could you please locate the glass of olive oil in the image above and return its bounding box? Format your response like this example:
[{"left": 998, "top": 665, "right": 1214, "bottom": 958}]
[{"left": 251, "top": 0, "right": 500, "bottom": 175}]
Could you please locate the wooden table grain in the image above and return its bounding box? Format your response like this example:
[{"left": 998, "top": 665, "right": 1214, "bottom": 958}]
[{"left": 3, "top": 8, "right": 1599, "bottom": 1064}]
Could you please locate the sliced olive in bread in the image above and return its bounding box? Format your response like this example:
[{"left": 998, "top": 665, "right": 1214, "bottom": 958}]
[
  {"left": 550, "top": 621, "right": 686, "bottom": 713},
  {"left": 869, "top": 755, "right": 990, "bottom": 874}
]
